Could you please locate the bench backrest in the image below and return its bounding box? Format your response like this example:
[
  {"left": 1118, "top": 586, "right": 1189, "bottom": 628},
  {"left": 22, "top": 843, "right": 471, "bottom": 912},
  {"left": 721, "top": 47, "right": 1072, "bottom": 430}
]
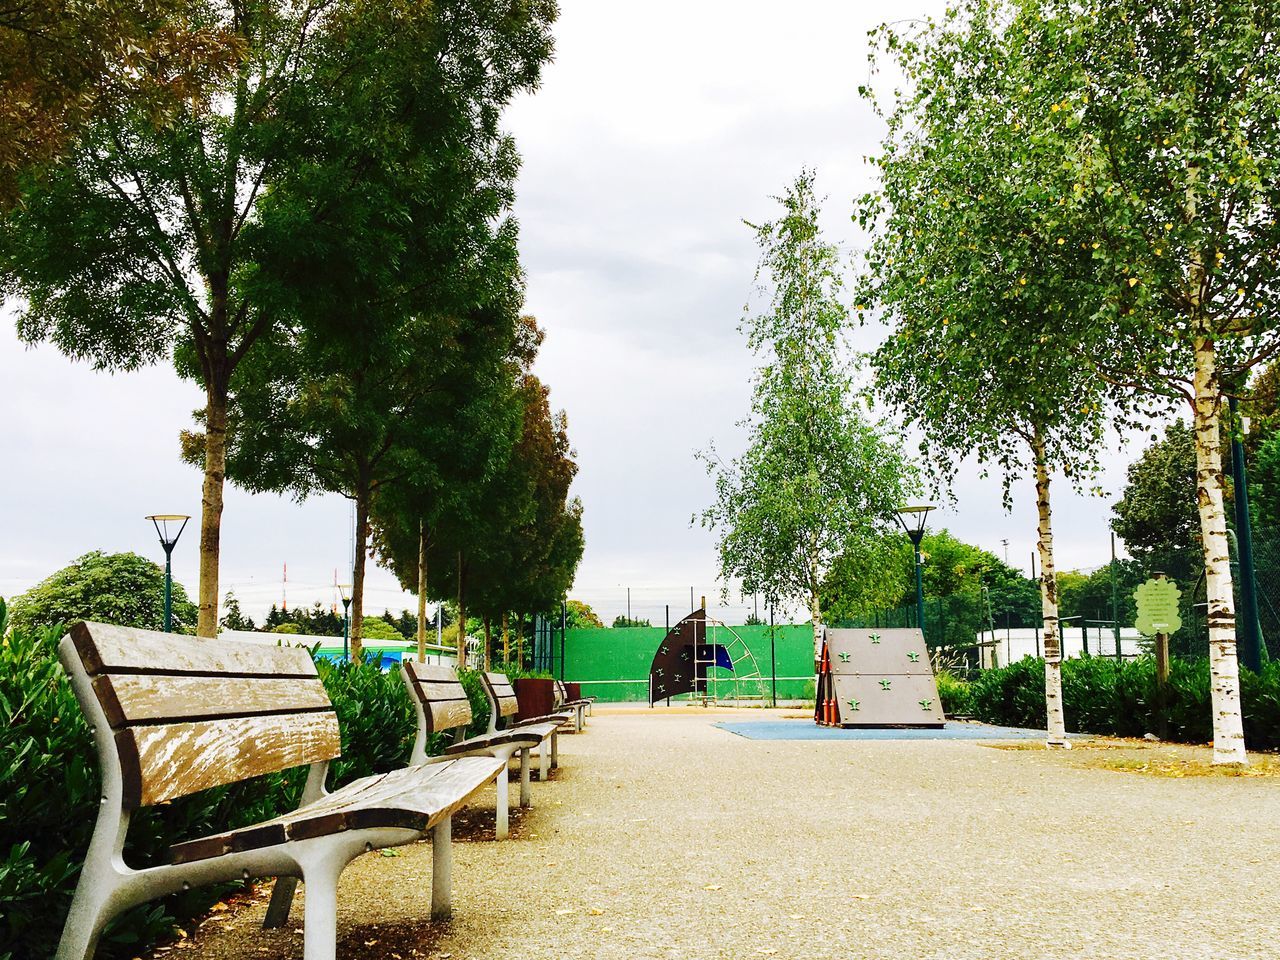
[
  {"left": 401, "top": 661, "right": 473, "bottom": 732},
  {"left": 62, "top": 621, "right": 340, "bottom": 810},
  {"left": 482, "top": 672, "right": 520, "bottom": 720},
  {"left": 554, "top": 679, "right": 568, "bottom": 705}
]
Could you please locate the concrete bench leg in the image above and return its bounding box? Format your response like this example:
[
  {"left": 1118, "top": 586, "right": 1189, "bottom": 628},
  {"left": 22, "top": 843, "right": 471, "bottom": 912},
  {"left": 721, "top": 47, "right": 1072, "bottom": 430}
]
[
  {"left": 495, "top": 766, "right": 509, "bottom": 840},
  {"left": 264, "top": 876, "right": 299, "bottom": 928},
  {"left": 432, "top": 816, "right": 452, "bottom": 920},
  {"left": 53, "top": 874, "right": 115, "bottom": 960},
  {"left": 538, "top": 740, "right": 549, "bottom": 780},
  {"left": 519, "top": 748, "right": 532, "bottom": 807},
  {"left": 301, "top": 860, "right": 341, "bottom": 960},
  {"left": 551, "top": 731, "right": 559, "bottom": 770}
]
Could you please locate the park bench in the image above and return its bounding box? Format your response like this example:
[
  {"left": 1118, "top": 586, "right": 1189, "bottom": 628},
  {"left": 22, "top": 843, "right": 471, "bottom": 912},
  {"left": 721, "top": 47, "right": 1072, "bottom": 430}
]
[
  {"left": 479, "top": 670, "right": 581, "bottom": 765},
  {"left": 555, "top": 679, "right": 593, "bottom": 729},
  {"left": 54, "top": 622, "right": 504, "bottom": 960},
  {"left": 400, "top": 661, "right": 562, "bottom": 839}
]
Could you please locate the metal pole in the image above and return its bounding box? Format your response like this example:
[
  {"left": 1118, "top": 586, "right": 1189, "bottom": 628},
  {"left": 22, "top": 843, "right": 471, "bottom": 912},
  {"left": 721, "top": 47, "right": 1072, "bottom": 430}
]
[
  {"left": 690, "top": 586, "right": 695, "bottom": 612},
  {"left": 162, "top": 547, "right": 174, "bottom": 633},
  {"left": 627, "top": 587, "right": 631, "bottom": 625},
  {"left": 914, "top": 550, "right": 926, "bottom": 640},
  {"left": 342, "top": 600, "right": 351, "bottom": 662},
  {"left": 770, "top": 604, "right": 777, "bottom": 708},
  {"left": 1110, "top": 531, "right": 1121, "bottom": 660},
  {"left": 1229, "top": 395, "right": 1264, "bottom": 671},
  {"left": 1031, "top": 551, "right": 1040, "bottom": 658},
  {"left": 561, "top": 601, "right": 567, "bottom": 680}
]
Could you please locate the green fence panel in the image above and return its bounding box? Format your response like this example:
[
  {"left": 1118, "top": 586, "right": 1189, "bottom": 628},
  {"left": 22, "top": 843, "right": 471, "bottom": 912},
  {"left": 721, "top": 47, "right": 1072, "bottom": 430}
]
[{"left": 561, "top": 623, "right": 818, "bottom": 702}]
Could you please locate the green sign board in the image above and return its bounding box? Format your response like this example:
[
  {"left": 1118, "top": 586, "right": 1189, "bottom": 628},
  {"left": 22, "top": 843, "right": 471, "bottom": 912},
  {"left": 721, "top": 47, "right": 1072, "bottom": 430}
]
[{"left": 1134, "top": 578, "right": 1182, "bottom": 636}]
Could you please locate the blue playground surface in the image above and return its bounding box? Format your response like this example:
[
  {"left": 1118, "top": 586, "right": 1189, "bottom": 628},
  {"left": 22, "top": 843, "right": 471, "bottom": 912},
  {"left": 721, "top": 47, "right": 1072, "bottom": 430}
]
[{"left": 714, "top": 720, "right": 1058, "bottom": 741}]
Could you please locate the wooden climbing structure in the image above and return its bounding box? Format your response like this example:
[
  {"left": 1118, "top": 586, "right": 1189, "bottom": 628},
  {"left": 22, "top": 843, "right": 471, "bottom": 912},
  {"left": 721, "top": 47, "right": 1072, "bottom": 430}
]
[{"left": 815, "top": 627, "right": 944, "bottom": 727}]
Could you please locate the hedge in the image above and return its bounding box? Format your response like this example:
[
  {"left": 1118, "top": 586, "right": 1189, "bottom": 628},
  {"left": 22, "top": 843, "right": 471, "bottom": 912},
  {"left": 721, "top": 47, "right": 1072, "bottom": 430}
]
[
  {"left": 0, "top": 602, "right": 546, "bottom": 960},
  {"left": 941, "top": 654, "right": 1280, "bottom": 750}
]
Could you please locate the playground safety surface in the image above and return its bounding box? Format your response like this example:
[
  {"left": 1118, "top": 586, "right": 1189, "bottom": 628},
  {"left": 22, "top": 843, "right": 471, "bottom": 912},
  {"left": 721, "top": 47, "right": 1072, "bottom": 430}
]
[{"left": 158, "top": 709, "right": 1280, "bottom": 960}]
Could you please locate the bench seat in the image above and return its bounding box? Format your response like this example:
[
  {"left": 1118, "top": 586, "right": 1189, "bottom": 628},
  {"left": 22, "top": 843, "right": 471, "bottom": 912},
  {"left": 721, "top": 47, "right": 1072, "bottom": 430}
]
[
  {"left": 170, "top": 756, "right": 503, "bottom": 864},
  {"left": 440, "top": 722, "right": 562, "bottom": 756}
]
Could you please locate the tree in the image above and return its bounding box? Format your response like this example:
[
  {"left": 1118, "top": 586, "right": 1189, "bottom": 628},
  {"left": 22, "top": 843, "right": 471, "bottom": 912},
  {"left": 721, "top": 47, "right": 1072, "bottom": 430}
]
[
  {"left": 7, "top": 550, "right": 196, "bottom": 633},
  {"left": 1011, "top": 0, "right": 1280, "bottom": 762},
  {"left": 218, "top": 590, "right": 255, "bottom": 631},
  {"left": 564, "top": 600, "right": 604, "bottom": 630},
  {"left": 699, "top": 172, "right": 915, "bottom": 653},
  {"left": 1254, "top": 433, "right": 1280, "bottom": 531},
  {"left": 0, "top": 0, "right": 239, "bottom": 207},
  {"left": 1112, "top": 422, "right": 1201, "bottom": 583},
  {"left": 611, "top": 615, "right": 652, "bottom": 628},
  {"left": 858, "top": 4, "right": 1114, "bottom": 745},
  {"left": 1, "top": 0, "right": 558, "bottom": 637}
]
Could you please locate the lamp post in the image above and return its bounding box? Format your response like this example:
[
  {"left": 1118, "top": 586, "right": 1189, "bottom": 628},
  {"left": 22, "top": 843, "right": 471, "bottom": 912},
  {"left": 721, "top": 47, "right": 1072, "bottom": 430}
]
[
  {"left": 146, "top": 515, "right": 189, "bottom": 632},
  {"left": 894, "top": 505, "right": 935, "bottom": 640},
  {"left": 338, "top": 583, "right": 352, "bottom": 662}
]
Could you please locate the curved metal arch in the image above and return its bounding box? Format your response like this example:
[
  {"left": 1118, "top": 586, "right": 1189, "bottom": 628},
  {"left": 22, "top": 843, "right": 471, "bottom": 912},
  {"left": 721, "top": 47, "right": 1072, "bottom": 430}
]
[{"left": 647, "top": 609, "right": 767, "bottom": 705}]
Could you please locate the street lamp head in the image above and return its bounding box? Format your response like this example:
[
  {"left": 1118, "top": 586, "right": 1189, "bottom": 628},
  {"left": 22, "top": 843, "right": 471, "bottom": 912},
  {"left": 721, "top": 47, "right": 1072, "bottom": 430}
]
[
  {"left": 338, "top": 583, "right": 352, "bottom": 608},
  {"left": 893, "top": 504, "right": 935, "bottom": 546},
  {"left": 146, "top": 514, "right": 190, "bottom": 551}
]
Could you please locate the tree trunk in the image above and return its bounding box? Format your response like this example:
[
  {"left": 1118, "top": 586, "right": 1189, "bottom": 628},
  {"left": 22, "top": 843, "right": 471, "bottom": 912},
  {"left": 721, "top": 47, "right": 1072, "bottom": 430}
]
[
  {"left": 416, "top": 520, "right": 428, "bottom": 661},
  {"left": 809, "top": 587, "right": 823, "bottom": 668},
  {"left": 502, "top": 611, "right": 510, "bottom": 664},
  {"left": 456, "top": 551, "right": 467, "bottom": 669},
  {"left": 197, "top": 384, "right": 229, "bottom": 637},
  {"left": 516, "top": 613, "right": 525, "bottom": 668},
  {"left": 1192, "top": 332, "right": 1248, "bottom": 764},
  {"left": 349, "top": 489, "right": 370, "bottom": 664},
  {"left": 1032, "top": 429, "right": 1068, "bottom": 747},
  {"left": 483, "top": 616, "right": 492, "bottom": 672}
]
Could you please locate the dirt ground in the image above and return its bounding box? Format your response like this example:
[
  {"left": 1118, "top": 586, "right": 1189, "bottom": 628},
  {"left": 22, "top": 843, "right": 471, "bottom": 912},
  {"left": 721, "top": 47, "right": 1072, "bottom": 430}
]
[{"left": 149, "top": 710, "right": 1280, "bottom": 960}]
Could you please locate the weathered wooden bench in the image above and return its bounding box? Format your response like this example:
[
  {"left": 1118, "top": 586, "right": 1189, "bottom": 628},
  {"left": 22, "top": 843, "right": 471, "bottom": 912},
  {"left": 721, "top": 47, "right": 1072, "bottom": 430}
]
[
  {"left": 55, "top": 622, "right": 504, "bottom": 960},
  {"left": 479, "top": 671, "right": 581, "bottom": 763},
  {"left": 399, "top": 661, "right": 562, "bottom": 839},
  {"left": 554, "top": 679, "right": 593, "bottom": 731}
]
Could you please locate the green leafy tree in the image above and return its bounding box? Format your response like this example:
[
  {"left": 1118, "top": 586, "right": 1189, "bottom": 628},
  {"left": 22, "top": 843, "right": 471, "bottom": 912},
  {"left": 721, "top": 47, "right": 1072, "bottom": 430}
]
[
  {"left": 611, "top": 615, "right": 652, "bottom": 628},
  {"left": 1112, "top": 422, "right": 1201, "bottom": 584},
  {"left": 858, "top": 4, "right": 1115, "bottom": 744},
  {"left": 1004, "top": 0, "right": 1280, "bottom": 762},
  {"left": 8, "top": 550, "right": 197, "bottom": 633},
  {"left": 1, "top": 0, "right": 558, "bottom": 638},
  {"left": 564, "top": 600, "right": 604, "bottom": 630},
  {"left": 699, "top": 171, "right": 915, "bottom": 654},
  {"left": 218, "top": 590, "right": 254, "bottom": 631},
  {"left": 1253, "top": 433, "right": 1280, "bottom": 531}
]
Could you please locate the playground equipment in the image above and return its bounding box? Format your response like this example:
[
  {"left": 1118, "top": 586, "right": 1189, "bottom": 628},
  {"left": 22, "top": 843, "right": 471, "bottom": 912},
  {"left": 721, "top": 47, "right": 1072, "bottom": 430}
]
[
  {"left": 648, "top": 608, "right": 767, "bottom": 705},
  {"left": 815, "top": 627, "right": 944, "bottom": 727}
]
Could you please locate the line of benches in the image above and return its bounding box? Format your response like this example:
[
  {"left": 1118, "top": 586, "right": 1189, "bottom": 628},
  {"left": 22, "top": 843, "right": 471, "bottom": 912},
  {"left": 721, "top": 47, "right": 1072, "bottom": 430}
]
[{"left": 53, "top": 622, "right": 595, "bottom": 960}]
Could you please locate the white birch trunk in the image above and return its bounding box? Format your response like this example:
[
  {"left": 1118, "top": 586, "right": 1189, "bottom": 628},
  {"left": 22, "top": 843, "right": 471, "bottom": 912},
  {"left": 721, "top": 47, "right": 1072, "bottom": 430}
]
[
  {"left": 1033, "top": 430, "right": 1068, "bottom": 747},
  {"left": 810, "top": 589, "right": 823, "bottom": 668},
  {"left": 1192, "top": 332, "right": 1248, "bottom": 765}
]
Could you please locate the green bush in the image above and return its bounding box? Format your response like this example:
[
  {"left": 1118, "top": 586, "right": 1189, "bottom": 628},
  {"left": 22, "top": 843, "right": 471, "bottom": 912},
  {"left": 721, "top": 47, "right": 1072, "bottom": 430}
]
[
  {"left": 0, "top": 602, "right": 436, "bottom": 960},
  {"left": 934, "top": 670, "right": 973, "bottom": 717},
  {"left": 967, "top": 654, "right": 1279, "bottom": 749},
  {"left": 8, "top": 551, "right": 198, "bottom": 635},
  {"left": 360, "top": 617, "right": 406, "bottom": 642}
]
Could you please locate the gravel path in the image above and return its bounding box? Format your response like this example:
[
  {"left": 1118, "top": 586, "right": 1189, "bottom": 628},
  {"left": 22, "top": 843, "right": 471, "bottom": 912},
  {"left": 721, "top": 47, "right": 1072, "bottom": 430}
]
[{"left": 159, "top": 710, "right": 1280, "bottom": 960}]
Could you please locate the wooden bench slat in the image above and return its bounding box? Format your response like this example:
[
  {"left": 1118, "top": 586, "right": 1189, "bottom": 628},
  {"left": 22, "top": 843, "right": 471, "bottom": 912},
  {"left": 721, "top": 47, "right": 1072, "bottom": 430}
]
[
  {"left": 119, "top": 711, "right": 341, "bottom": 808},
  {"left": 405, "top": 662, "right": 461, "bottom": 683},
  {"left": 410, "top": 680, "right": 468, "bottom": 702},
  {"left": 93, "top": 674, "right": 331, "bottom": 727},
  {"left": 72, "top": 621, "right": 318, "bottom": 677},
  {"left": 427, "top": 699, "right": 472, "bottom": 732},
  {"left": 169, "top": 757, "right": 503, "bottom": 863}
]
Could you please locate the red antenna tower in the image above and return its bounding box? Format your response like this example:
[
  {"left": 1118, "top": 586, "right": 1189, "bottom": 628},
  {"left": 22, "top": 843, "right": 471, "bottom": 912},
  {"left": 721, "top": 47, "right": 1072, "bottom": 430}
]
[{"left": 282, "top": 562, "right": 288, "bottom": 613}]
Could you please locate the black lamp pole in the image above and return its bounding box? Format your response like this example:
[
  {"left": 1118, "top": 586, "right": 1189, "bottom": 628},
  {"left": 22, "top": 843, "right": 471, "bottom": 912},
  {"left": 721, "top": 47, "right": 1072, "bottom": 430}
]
[
  {"left": 147, "top": 515, "right": 190, "bottom": 632},
  {"left": 894, "top": 505, "right": 935, "bottom": 640},
  {"left": 339, "top": 584, "right": 352, "bottom": 661}
]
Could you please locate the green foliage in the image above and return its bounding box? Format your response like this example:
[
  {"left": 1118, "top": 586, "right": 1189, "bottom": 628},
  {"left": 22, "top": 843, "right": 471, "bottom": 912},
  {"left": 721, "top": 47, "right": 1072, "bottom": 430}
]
[
  {"left": 967, "top": 655, "right": 1280, "bottom": 749},
  {"left": 8, "top": 551, "right": 197, "bottom": 635},
  {"left": 359, "top": 618, "right": 406, "bottom": 644},
  {"left": 700, "top": 171, "right": 915, "bottom": 622},
  {"left": 934, "top": 671, "right": 974, "bottom": 718},
  {"left": 1254, "top": 433, "right": 1280, "bottom": 530},
  {"left": 218, "top": 591, "right": 255, "bottom": 631},
  {"left": 564, "top": 600, "right": 604, "bottom": 630},
  {"left": 1112, "top": 422, "right": 1201, "bottom": 583},
  {"left": 611, "top": 616, "right": 652, "bottom": 628},
  {"left": 270, "top": 623, "right": 302, "bottom": 635},
  {"left": 0, "top": 604, "right": 438, "bottom": 960}
]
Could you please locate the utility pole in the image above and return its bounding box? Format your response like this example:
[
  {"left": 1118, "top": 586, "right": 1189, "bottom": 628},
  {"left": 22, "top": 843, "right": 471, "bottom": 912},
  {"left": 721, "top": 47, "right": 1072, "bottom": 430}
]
[{"left": 1110, "top": 531, "right": 1122, "bottom": 661}]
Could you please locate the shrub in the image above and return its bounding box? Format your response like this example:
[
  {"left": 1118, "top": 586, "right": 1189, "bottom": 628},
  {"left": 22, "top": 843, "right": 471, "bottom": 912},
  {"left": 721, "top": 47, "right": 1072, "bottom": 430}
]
[
  {"left": 0, "top": 603, "right": 434, "bottom": 960},
  {"left": 360, "top": 617, "right": 406, "bottom": 643},
  {"left": 8, "top": 551, "right": 198, "bottom": 635},
  {"left": 934, "top": 671, "right": 973, "bottom": 717},
  {"left": 967, "top": 654, "right": 1280, "bottom": 749}
]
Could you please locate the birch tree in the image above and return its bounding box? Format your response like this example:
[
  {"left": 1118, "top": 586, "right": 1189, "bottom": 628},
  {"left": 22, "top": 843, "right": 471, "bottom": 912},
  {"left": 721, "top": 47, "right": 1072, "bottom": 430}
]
[
  {"left": 699, "top": 172, "right": 914, "bottom": 651},
  {"left": 856, "top": 3, "right": 1115, "bottom": 746},
  {"left": 1014, "top": 0, "right": 1280, "bottom": 763}
]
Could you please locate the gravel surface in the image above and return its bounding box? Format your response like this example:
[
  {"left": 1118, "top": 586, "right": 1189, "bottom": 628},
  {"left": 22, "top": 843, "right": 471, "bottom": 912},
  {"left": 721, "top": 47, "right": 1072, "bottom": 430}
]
[{"left": 156, "top": 710, "right": 1280, "bottom": 960}]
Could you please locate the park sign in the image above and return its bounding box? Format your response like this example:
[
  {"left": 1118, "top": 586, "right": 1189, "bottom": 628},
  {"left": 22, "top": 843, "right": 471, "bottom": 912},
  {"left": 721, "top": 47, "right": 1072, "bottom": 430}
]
[{"left": 1134, "top": 578, "right": 1182, "bottom": 636}]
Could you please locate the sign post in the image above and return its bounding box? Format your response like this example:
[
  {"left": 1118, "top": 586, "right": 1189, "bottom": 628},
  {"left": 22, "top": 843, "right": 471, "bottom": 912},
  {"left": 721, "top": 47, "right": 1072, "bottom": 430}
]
[{"left": 1134, "top": 575, "right": 1182, "bottom": 740}]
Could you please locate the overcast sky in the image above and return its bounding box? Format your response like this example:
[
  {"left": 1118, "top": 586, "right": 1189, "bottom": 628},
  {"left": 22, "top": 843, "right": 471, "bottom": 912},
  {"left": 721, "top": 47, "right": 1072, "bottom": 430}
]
[{"left": 0, "top": 0, "right": 1156, "bottom": 626}]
